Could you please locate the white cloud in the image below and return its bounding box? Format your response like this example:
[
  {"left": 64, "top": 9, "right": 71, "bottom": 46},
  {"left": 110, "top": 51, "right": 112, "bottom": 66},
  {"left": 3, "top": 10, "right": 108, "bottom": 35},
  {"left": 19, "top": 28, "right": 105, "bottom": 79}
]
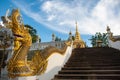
[
  {"left": 12, "top": 0, "right": 120, "bottom": 35},
  {"left": 90, "top": 0, "right": 120, "bottom": 35},
  {"left": 42, "top": 1, "right": 53, "bottom": 13},
  {"left": 47, "top": 14, "right": 56, "bottom": 21}
]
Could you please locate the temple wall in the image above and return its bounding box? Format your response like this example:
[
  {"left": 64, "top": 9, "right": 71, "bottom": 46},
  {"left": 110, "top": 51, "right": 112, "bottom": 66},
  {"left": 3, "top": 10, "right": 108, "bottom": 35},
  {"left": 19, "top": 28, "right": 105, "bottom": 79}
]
[{"left": 30, "top": 41, "right": 65, "bottom": 50}]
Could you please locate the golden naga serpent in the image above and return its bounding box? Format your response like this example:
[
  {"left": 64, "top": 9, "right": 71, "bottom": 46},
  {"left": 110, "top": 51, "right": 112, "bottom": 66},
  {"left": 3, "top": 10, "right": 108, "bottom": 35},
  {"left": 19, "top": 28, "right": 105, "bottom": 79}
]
[
  {"left": 3, "top": 9, "right": 70, "bottom": 78},
  {"left": 107, "top": 26, "right": 120, "bottom": 42}
]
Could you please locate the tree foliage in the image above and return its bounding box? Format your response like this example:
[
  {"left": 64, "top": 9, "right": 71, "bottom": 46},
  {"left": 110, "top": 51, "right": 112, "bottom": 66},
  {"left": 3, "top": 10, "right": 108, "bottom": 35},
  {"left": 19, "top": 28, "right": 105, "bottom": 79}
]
[
  {"left": 72, "top": 36, "right": 75, "bottom": 40},
  {"left": 89, "top": 32, "right": 108, "bottom": 47},
  {"left": 55, "top": 36, "right": 61, "bottom": 41},
  {"left": 68, "top": 36, "right": 75, "bottom": 41},
  {"left": 25, "top": 24, "right": 40, "bottom": 43}
]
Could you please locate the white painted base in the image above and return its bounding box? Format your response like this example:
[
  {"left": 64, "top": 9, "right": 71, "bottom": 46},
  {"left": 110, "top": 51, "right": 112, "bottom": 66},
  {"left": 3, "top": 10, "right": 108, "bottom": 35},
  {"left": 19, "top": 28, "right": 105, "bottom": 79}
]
[
  {"left": 9, "top": 76, "right": 38, "bottom": 80},
  {"left": 108, "top": 39, "right": 120, "bottom": 50}
]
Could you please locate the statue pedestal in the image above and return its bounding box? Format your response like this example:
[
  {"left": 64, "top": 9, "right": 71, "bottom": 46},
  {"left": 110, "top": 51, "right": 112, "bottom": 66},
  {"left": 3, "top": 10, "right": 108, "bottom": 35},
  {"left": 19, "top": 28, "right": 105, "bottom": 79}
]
[{"left": 10, "top": 76, "right": 38, "bottom": 80}]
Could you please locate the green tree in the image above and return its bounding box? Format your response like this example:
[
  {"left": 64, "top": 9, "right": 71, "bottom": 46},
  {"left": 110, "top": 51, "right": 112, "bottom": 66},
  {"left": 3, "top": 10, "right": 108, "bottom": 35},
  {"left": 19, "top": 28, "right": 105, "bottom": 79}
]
[
  {"left": 55, "top": 36, "right": 61, "bottom": 41},
  {"left": 89, "top": 32, "right": 108, "bottom": 47},
  {"left": 72, "top": 36, "right": 75, "bottom": 40},
  {"left": 25, "top": 24, "right": 40, "bottom": 43},
  {"left": 68, "top": 35, "right": 75, "bottom": 41},
  {"left": 90, "top": 35, "right": 96, "bottom": 47}
]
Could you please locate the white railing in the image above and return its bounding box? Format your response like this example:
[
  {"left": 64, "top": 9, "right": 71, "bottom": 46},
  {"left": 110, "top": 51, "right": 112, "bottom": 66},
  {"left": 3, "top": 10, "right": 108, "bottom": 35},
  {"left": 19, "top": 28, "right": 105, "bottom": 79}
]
[
  {"left": 38, "top": 42, "right": 73, "bottom": 80},
  {"left": 108, "top": 38, "right": 120, "bottom": 50},
  {"left": 10, "top": 42, "right": 73, "bottom": 80},
  {"left": 106, "top": 27, "right": 120, "bottom": 50}
]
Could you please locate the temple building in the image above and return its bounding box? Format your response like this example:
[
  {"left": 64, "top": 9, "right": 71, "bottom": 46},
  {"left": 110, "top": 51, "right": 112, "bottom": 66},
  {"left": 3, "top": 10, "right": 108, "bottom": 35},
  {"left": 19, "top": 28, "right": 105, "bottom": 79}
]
[
  {"left": 1, "top": 9, "right": 120, "bottom": 80},
  {"left": 73, "top": 22, "right": 85, "bottom": 48}
]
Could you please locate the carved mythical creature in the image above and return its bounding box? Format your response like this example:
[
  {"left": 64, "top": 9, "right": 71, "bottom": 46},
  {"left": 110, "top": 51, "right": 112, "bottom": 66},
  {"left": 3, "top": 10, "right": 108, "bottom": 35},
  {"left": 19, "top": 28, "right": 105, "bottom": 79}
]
[
  {"left": 106, "top": 26, "right": 120, "bottom": 42},
  {"left": 4, "top": 9, "right": 69, "bottom": 78}
]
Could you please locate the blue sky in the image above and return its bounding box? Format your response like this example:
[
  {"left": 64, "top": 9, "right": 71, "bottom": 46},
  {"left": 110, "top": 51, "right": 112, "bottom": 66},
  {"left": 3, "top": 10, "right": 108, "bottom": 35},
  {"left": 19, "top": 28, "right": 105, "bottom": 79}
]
[{"left": 0, "top": 0, "right": 120, "bottom": 47}]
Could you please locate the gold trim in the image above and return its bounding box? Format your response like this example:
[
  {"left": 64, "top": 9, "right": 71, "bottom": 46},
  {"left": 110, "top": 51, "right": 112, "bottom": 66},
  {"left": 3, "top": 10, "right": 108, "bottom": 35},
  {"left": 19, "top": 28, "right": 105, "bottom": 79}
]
[
  {"left": 108, "top": 33, "right": 120, "bottom": 42},
  {"left": 107, "top": 26, "right": 120, "bottom": 42},
  {"left": 109, "top": 36, "right": 120, "bottom": 42}
]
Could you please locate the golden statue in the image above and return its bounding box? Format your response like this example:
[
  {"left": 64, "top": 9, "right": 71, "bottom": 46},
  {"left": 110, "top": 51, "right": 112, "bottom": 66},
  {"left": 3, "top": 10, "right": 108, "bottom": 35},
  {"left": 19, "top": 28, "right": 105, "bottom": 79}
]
[{"left": 2, "top": 9, "right": 70, "bottom": 78}]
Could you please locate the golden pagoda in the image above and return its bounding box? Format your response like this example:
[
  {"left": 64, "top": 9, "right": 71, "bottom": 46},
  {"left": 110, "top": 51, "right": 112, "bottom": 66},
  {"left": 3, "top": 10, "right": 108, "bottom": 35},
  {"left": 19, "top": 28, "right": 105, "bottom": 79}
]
[{"left": 73, "top": 22, "right": 85, "bottom": 48}]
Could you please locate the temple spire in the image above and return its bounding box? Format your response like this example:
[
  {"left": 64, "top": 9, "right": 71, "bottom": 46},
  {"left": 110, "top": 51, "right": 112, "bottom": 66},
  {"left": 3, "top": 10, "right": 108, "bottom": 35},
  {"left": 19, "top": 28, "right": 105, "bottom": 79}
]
[
  {"left": 73, "top": 21, "right": 85, "bottom": 48},
  {"left": 75, "top": 21, "right": 81, "bottom": 41},
  {"left": 76, "top": 21, "right": 78, "bottom": 32}
]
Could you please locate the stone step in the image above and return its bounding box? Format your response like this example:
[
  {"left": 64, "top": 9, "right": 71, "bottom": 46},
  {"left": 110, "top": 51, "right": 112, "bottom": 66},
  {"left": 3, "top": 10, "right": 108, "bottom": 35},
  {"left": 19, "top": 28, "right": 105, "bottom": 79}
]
[
  {"left": 64, "top": 64, "right": 120, "bottom": 67},
  {"left": 66, "top": 62, "right": 120, "bottom": 64},
  {"left": 59, "top": 70, "right": 120, "bottom": 74},
  {"left": 69, "top": 59, "right": 120, "bottom": 61},
  {"left": 52, "top": 47, "right": 120, "bottom": 80},
  {"left": 52, "top": 79, "right": 113, "bottom": 80},
  {"left": 65, "top": 63, "right": 120, "bottom": 66},
  {"left": 62, "top": 66, "right": 120, "bottom": 70},
  {"left": 54, "top": 74, "right": 120, "bottom": 79}
]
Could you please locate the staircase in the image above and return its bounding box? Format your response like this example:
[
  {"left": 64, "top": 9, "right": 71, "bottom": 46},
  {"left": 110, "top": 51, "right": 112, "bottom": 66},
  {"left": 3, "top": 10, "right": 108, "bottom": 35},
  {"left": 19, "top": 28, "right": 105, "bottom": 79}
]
[{"left": 52, "top": 47, "right": 120, "bottom": 80}]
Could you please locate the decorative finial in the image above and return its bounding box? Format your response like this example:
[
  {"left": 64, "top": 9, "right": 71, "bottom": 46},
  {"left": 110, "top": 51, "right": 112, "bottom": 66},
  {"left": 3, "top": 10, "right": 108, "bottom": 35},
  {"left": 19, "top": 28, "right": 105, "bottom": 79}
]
[
  {"left": 52, "top": 33, "right": 55, "bottom": 37},
  {"left": 69, "top": 30, "right": 72, "bottom": 35},
  {"left": 106, "top": 25, "right": 110, "bottom": 31},
  {"left": 52, "top": 33, "right": 55, "bottom": 42},
  {"left": 76, "top": 21, "right": 77, "bottom": 25},
  {"left": 75, "top": 21, "right": 78, "bottom": 32}
]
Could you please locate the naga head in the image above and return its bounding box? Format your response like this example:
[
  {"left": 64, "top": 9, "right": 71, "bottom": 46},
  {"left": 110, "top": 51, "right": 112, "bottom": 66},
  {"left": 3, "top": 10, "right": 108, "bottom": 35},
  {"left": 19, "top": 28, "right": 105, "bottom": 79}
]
[{"left": 2, "top": 9, "right": 32, "bottom": 50}]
